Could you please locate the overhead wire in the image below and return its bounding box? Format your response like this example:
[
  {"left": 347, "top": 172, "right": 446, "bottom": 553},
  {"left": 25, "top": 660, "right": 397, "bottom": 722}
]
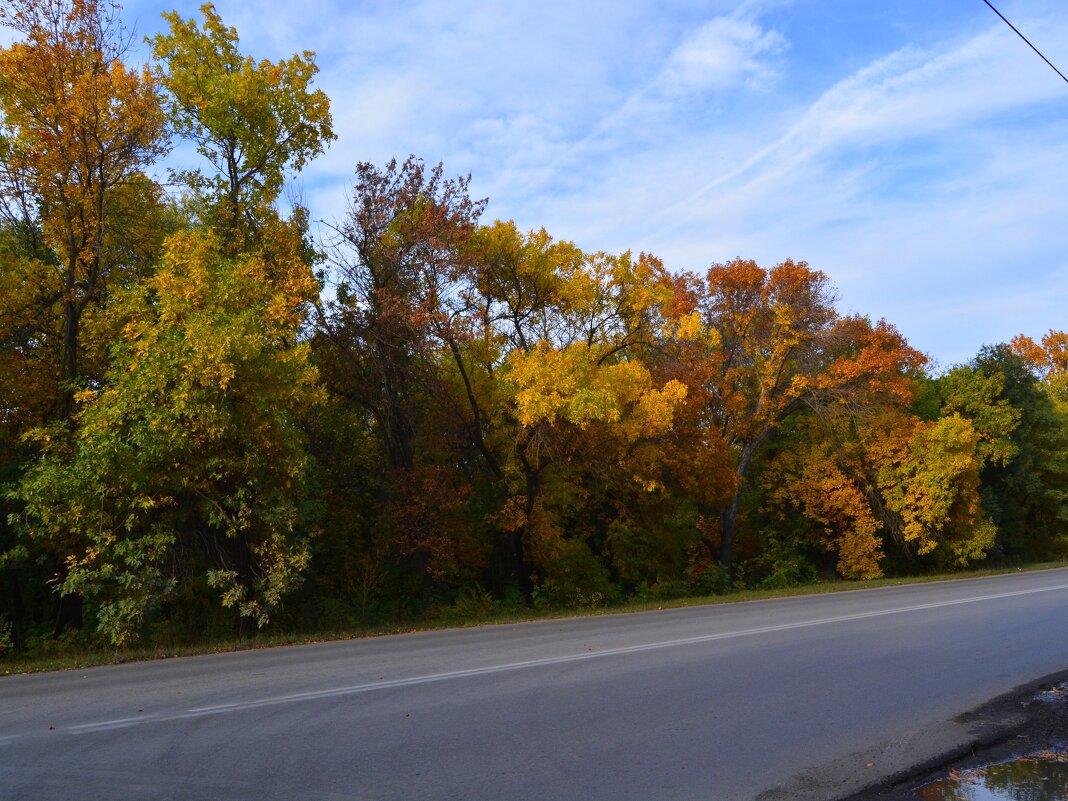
[{"left": 982, "top": 0, "right": 1068, "bottom": 85}]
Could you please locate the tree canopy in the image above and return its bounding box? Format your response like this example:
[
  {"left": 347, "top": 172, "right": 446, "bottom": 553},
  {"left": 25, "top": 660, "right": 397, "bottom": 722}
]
[{"left": 1, "top": 0, "right": 1065, "bottom": 654}]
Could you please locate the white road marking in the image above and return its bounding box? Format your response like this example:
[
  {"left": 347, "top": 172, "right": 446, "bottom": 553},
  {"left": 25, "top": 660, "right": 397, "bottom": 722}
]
[
  {"left": 185, "top": 702, "right": 238, "bottom": 713},
  {"left": 68, "top": 716, "right": 154, "bottom": 734},
  {"left": 62, "top": 580, "right": 1068, "bottom": 733}
]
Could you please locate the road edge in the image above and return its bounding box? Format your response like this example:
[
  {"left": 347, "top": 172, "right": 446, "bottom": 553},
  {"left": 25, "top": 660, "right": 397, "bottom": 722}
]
[{"left": 838, "top": 667, "right": 1068, "bottom": 800}]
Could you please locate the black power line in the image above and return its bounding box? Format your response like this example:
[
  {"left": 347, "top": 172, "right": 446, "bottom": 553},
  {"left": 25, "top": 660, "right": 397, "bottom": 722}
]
[{"left": 982, "top": 0, "right": 1068, "bottom": 85}]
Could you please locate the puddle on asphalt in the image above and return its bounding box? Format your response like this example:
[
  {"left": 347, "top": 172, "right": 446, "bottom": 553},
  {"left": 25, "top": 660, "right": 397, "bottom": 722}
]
[
  {"left": 915, "top": 750, "right": 1068, "bottom": 800},
  {"left": 1036, "top": 683, "right": 1068, "bottom": 704}
]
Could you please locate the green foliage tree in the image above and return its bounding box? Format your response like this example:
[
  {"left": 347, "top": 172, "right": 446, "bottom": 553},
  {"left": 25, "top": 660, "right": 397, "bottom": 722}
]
[
  {"left": 151, "top": 2, "right": 334, "bottom": 246},
  {"left": 939, "top": 362, "right": 1020, "bottom": 467},
  {"left": 14, "top": 225, "right": 323, "bottom": 644},
  {"left": 965, "top": 345, "right": 1068, "bottom": 559}
]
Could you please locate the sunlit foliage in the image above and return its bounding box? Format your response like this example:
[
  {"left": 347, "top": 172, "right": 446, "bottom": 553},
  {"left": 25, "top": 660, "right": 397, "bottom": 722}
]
[{"left": 1, "top": 0, "right": 1066, "bottom": 653}]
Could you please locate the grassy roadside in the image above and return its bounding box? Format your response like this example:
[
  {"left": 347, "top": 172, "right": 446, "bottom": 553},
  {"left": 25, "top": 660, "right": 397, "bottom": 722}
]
[{"left": 4, "top": 559, "right": 1067, "bottom": 677}]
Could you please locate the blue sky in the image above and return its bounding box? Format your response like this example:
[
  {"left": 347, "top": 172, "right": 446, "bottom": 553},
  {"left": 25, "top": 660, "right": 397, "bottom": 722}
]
[{"left": 105, "top": 2, "right": 1068, "bottom": 365}]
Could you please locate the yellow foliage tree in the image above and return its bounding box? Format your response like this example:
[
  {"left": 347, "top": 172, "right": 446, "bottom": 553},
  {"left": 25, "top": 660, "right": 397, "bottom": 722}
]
[
  {"left": 875, "top": 414, "right": 996, "bottom": 565},
  {"left": 765, "top": 438, "right": 884, "bottom": 580},
  {"left": 451, "top": 222, "right": 691, "bottom": 595},
  {"left": 16, "top": 224, "right": 323, "bottom": 644}
]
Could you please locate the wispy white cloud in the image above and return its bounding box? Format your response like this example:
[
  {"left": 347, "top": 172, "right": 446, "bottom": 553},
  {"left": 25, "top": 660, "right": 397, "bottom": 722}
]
[
  {"left": 10, "top": 0, "right": 1066, "bottom": 365},
  {"left": 643, "top": 18, "right": 1068, "bottom": 241},
  {"left": 659, "top": 16, "right": 785, "bottom": 94},
  {"left": 581, "top": 10, "right": 1068, "bottom": 365}
]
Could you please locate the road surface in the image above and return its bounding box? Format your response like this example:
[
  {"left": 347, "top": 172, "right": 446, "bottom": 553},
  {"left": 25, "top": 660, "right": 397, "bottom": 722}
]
[{"left": 3, "top": 568, "right": 1068, "bottom": 800}]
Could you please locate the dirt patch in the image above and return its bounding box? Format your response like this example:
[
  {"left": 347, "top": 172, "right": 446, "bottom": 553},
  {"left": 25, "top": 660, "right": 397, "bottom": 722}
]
[{"left": 840, "top": 670, "right": 1068, "bottom": 800}]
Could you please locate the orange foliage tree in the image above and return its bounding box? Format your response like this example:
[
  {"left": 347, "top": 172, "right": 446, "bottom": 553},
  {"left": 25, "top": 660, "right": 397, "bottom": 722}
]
[
  {"left": 684, "top": 258, "right": 839, "bottom": 580},
  {"left": 0, "top": 0, "right": 168, "bottom": 418},
  {"left": 759, "top": 317, "right": 927, "bottom": 579},
  {"left": 1012, "top": 330, "right": 1068, "bottom": 400}
]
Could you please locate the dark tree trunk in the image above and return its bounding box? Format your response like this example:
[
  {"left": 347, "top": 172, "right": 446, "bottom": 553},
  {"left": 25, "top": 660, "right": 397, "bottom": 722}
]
[
  {"left": 719, "top": 494, "right": 741, "bottom": 587},
  {"left": 719, "top": 438, "right": 762, "bottom": 588},
  {"left": 61, "top": 298, "right": 80, "bottom": 420},
  {"left": 53, "top": 588, "right": 83, "bottom": 634},
  {"left": 512, "top": 466, "right": 542, "bottom": 604},
  {"left": 510, "top": 527, "right": 532, "bottom": 604}
]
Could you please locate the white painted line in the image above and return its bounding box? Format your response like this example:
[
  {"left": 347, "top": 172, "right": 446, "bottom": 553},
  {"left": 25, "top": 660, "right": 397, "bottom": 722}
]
[
  {"left": 66, "top": 580, "right": 1068, "bottom": 731},
  {"left": 185, "top": 703, "right": 238, "bottom": 713},
  {"left": 67, "top": 715, "right": 153, "bottom": 734}
]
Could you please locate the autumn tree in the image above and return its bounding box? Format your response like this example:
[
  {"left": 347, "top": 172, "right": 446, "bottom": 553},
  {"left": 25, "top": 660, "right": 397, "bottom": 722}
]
[
  {"left": 151, "top": 2, "right": 334, "bottom": 247},
  {"left": 14, "top": 224, "right": 323, "bottom": 644},
  {"left": 4, "top": 0, "right": 335, "bottom": 645},
  {"left": 0, "top": 0, "right": 168, "bottom": 418},
  {"left": 459, "top": 221, "right": 690, "bottom": 599},
  {"left": 0, "top": 0, "right": 170, "bottom": 643},
  {"left": 753, "top": 316, "right": 1017, "bottom": 578},
  {"left": 872, "top": 413, "right": 997, "bottom": 566},
  {"left": 317, "top": 157, "right": 485, "bottom": 473},
  {"left": 318, "top": 184, "right": 694, "bottom": 602},
  {"left": 0, "top": 226, "right": 59, "bottom": 438},
  {"left": 689, "top": 258, "right": 838, "bottom": 581},
  {"left": 1012, "top": 330, "right": 1068, "bottom": 401},
  {"left": 303, "top": 157, "right": 505, "bottom": 610},
  {"left": 752, "top": 317, "right": 926, "bottom": 581}
]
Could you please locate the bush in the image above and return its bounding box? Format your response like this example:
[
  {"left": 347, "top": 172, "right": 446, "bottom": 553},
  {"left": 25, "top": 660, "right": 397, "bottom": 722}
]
[
  {"left": 537, "top": 539, "right": 620, "bottom": 608},
  {"left": 0, "top": 617, "right": 11, "bottom": 657},
  {"left": 758, "top": 556, "right": 818, "bottom": 590},
  {"left": 686, "top": 546, "right": 729, "bottom": 595},
  {"left": 448, "top": 583, "right": 495, "bottom": 619}
]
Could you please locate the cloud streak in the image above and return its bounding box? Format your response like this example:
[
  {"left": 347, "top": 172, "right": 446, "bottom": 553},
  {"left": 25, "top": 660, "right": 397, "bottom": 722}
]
[{"left": 13, "top": 0, "right": 1068, "bottom": 366}]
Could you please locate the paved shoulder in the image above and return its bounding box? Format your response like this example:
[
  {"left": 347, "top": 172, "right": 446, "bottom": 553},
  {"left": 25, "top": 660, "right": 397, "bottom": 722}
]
[{"left": 4, "top": 569, "right": 1068, "bottom": 800}]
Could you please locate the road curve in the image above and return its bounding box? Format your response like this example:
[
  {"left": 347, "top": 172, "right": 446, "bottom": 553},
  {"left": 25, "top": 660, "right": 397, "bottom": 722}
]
[{"left": 3, "top": 568, "right": 1068, "bottom": 800}]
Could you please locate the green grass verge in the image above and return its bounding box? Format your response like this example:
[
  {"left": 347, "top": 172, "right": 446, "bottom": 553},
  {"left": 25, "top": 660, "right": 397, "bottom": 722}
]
[{"left": 4, "top": 559, "right": 1067, "bottom": 676}]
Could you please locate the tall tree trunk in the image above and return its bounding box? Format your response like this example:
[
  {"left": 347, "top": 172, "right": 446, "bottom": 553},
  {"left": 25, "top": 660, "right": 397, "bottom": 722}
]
[
  {"left": 53, "top": 584, "right": 83, "bottom": 634},
  {"left": 719, "top": 493, "right": 741, "bottom": 587},
  {"left": 719, "top": 438, "right": 762, "bottom": 587},
  {"left": 509, "top": 527, "right": 532, "bottom": 604},
  {"left": 512, "top": 461, "right": 541, "bottom": 604},
  {"left": 61, "top": 297, "right": 79, "bottom": 420}
]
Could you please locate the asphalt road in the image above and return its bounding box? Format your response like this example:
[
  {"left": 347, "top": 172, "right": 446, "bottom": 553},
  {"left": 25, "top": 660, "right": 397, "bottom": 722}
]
[{"left": 4, "top": 569, "right": 1068, "bottom": 801}]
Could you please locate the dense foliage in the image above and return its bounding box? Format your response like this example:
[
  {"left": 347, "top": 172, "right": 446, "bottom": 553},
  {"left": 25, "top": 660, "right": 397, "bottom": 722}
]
[{"left": 2, "top": 0, "right": 1066, "bottom": 653}]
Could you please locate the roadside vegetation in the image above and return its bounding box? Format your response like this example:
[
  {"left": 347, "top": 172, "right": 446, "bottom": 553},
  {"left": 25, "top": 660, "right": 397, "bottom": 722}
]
[
  {"left": 5, "top": 561, "right": 1067, "bottom": 676},
  {"left": 2, "top": 0, "right": 1067, "bottom": 665}
]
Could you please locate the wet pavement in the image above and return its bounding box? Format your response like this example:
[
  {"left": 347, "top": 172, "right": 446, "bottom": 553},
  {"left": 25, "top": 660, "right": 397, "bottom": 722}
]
[
  {"left": 915, "top": 750, "right": 1068, "bottom": 800},
  {"left": 841, "top": 673, "right": 1068, "bottom": 801}
]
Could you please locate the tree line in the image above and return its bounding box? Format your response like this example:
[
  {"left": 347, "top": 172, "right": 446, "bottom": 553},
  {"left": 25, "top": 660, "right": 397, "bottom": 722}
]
[{"left": 1, "top": 0, "right": 1066, "bottom": 652}]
